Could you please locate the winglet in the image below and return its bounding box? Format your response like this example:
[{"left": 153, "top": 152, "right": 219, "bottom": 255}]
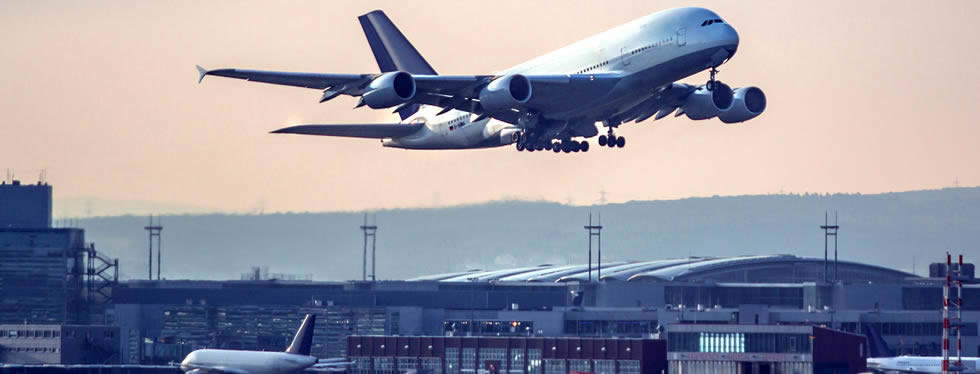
[{"left": 196, "top": 65, "right": 209, "bottom": 84}]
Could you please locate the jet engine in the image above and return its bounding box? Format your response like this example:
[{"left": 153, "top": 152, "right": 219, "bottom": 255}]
[
  {"left": 479, "top": 74, "right": 532, "bottom": 113},
  {"left": 499, "top": 128, "right": 521, "bottom": 145},
  {"left": 362, "top": 71, "right": 416, "bottom": 109},
  {"left": 718, "top": 86, "right": 767, "bottom": 123},
  {"left": 683, "top": 83, "right": 734, "bottom": 120}
]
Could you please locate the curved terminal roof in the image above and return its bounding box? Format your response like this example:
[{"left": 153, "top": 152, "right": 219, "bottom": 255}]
[{"left": 410, "top": 254, "right": 918, "bottom": 284}]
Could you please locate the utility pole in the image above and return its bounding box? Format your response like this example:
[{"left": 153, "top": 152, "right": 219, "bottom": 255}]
[
  {"left": 820, "top": 211, "right": 839, "bottom": 283},
  {"left": 585, "top": 213, "right": 603, "bottom": 282},
  {"left": 144, "top": 215, "right": 162, "bottom": 280},
  {"left": 360, "top": 214, "right": 378, "bottom": 281}
]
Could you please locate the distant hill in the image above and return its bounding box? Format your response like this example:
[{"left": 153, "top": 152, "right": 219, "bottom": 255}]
[{"left": 74, "top": 187, "right": 980, "bottom": 281}]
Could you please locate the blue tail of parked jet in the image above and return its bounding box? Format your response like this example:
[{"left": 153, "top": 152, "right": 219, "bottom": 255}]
[
  {"left": 286, "top": 314, "right": 316, "bottom": 356},
  {"left": 861, "top": 323, "right": 893, "bottom": 358},
  {"left": 358, "top": 10, "right": 437, "bottom": 120}
]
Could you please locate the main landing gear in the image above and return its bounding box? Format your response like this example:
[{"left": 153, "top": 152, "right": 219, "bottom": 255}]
[
  {"left": 597, "top": 127, "right": 625, "bottom": 149},
  {"left": 514, "top": 132, "right": 589, "bottom": 153}
]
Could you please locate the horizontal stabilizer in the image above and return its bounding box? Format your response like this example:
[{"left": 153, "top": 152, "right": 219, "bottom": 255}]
[{"left": 271, "top": 123, "right": 422, "bottom": 139}]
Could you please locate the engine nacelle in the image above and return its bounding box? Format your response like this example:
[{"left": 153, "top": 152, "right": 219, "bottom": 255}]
[
  {"left": 718, "top": 87, "right": 767, "bottom": 124},
  {"left": 499, "top": 128, "right": 521, "bottom": 145},
  {"left": 362, "top": 71, "right": 416, "bottom": 109},
  {"left": 479, "top": 74, "right": 532, "bottom": 113},
  {"left": 683, "top": 83, "right": 734, "bottom": 120}
]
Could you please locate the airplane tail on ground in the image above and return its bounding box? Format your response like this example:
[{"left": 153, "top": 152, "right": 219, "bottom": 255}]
[
  {"left": 862, "top": 323, "right": 893, "bottom": 358},
  {"left": 286, "top": 314, "right": 316, "bottom": 356},
  {"left": 358, "top": 10, "right": 437, "bottom": 120}
]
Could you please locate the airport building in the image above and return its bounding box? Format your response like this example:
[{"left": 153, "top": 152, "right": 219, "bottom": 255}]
[
  {"left": 0, "top": 325, "right": 119, "bottom": 364},
  {"left": 105, "top": 254, "right": 979, "bottom": 365},
  {"left": 346, "top": 336, "right": 667, "bottom": 374}
]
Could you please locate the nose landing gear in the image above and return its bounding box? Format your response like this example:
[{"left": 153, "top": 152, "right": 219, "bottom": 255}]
[{"left": 705, "top": 66, "right": 722, "bottom": 91}]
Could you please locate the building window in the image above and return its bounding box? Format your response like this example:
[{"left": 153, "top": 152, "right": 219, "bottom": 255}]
[
  {"left": 543, "top": 359, "right": 565, "bottom": 374},
  {"left": 351, "top": 357, "right": 372, "bottom": 374},
  {"left": 617, "top": 361, "right": 640, "bottom": 374},
  {"left": 527, "top": 349, "right": 542, "bottom": 374},
  {"left": 374, "top": 357, "right": 395, "bottom": 374},
  {"left": 593, "top": 360, "right": 615, "bottom": 374},
  {"left": 510, "top": 348, "right": 524, "bottom": 374},
  {"left": 480, "top": 348, "right": 507, "bottom": 374},
  {"left": 421, "top": 357, "right": 442, "bottom": 374},
  {"left": 446, "top": 348, "right": 460, "bottom": 374},
  {"left": 568, "top": 360, "right": 589, "bottom": 373},
  {"left": 462, "top": 348, "right": 476, "bottom": 374},
  {"left": 398, "top": 357, "right": 418, "bottom": 374}
]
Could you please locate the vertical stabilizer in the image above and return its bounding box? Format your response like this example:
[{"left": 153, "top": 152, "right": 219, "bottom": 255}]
[
  {"left": 286, "top": 314, "right": 316, "bottom": 356},
  {"left": 358, "top": 10, "right": 436, "bottom": 120}
]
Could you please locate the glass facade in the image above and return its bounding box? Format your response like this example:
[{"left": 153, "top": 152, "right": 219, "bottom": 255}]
[
  {"left": 422, "top": 357, "right": 442, "bottom": 374},
  {"left": 593, "top": 360, "right": 615, "bottom": 374},
  {"left": 375, "top": 357, "right": 395, "bottom": 374},
  {"left": 480, "top": 348, "right": 508, "bottom": 373},
  {"left": 510, "top": 346, "right": 524, "bottom": 374},
  {"left": 462, "top": 348, "right": 476, "bottom": 374},
  {"left": 669, "top": 332, "right": 811, "bottom": 354},
  {"left": 446, "top": 348, "right": 460, "bottom": 374},
  {"left": 527, "top": 349, "right": 542, "bottom": 374},
  {"left": 398, "top": 357, "right": 418, "bottom": 374},
  {"left": 351, "top": 357, "right": 372, "bottom": 374},
  {"left": 568, "top": 359, "right": 590, "bottom": 373},
  {"left": 617, "top": 361, "right": 640, "bottom": 374},
  {"left": 563, "top": 320, "right": 658, "bottom": 336},
  {"left": 543, "top": 359, "right": 565, "bottom": 374}
]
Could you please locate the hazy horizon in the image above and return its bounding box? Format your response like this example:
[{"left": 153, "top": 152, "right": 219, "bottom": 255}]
[{"left": 4, "top": 1, "right": 979, "bottom": 215}]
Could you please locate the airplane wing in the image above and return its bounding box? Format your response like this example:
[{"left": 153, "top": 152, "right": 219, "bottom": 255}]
[
  {"left": 270, "top": 123, "right": 423, "bottom": 139},
  {"left": 197, "top": 66, "right": 623, "bottom": 126},
  {"left": 179, "top": 363, "right": 251, "bottom": 374}
]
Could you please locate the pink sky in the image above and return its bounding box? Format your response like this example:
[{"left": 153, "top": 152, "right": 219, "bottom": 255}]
[{"left": 2, "top": 1, "right": 978, "bottom": 216}]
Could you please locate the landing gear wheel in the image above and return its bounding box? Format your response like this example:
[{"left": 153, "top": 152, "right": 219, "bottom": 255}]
[
  {"left": 553, "top": 143, "right": 561, "bottom": 153},
  {"left": 516, "top": 142, "right": 525, "bottom": 151},
  {"left": 535, "top": 143, "right": 544, "bottom": 151},
  {"left": 519, "top": 132, "right": 528, "bottom": 144},
  {"left": 580, "top": 141, "right": 589, "bottom": 152},
  {"left": 608, "top": 135, "right": 618, "bottom": 148},
  {"left": 616, "top": 136, "right": 626, "bottom": 148},
  {"left": 598, "top": 135, "right": 607, "bottom": 146},
  {"left": 544, "top": 142, "right": 553, "bottom": 151},
  {"left": 706, "top": 66, "right": 720, "bottom": 91}
]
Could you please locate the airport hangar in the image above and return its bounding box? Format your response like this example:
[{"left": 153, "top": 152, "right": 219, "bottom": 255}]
[{"left": 106, "top": 254, "right": 978, "bottom": 365}]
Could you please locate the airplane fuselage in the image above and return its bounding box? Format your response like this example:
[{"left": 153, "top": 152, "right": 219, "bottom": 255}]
[
  {"left": 383, "top": 7, "right": 738, "bottom": 150},
  {"left": 181, "top": 349, "right": 317, "bottom": 374},
  {"left": 867, "top": 356, "right": 978, "bottom": 373}
]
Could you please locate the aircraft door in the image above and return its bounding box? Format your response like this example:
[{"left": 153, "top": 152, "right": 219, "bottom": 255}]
[
  {"left": 620, "top": 47, "right": 631, "bottom": 66},
  {"left": 677, "top": 27, "right": 687, "bottom": 46}
]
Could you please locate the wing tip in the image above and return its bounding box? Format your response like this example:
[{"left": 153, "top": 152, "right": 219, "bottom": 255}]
[{"left": 196, "top": 65, "right": 209, "bottom": 84}]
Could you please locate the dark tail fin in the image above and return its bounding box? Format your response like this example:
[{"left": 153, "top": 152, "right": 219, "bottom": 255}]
[
  {"left": 358, "top": 10, "right": 435, "bottom": 120},
  {"left": 861, "top": 323, "right": 892, "bottom": 358},
  {"left": 286, "top": 314, "right": 315, "bottom": 356}
]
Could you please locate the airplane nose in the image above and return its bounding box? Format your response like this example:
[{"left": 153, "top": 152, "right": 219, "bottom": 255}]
[{"left": 722, "top": 24, "right": 739, "bottom": 57}]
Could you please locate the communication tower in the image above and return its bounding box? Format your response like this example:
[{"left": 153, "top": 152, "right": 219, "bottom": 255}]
[
  {"left": 584, "top": 213, "right": 603, "bottom": 282},
  {"left": 943, "top": 252, "right": 974, "bottom": 373},
  {"left": 144, "top": 215, "right": 162, "bottom": 280},
  {"left": 820, "top": 212, "right": 839, "bottom": 283},
  {"left": 360, "top": 214, "right": 378, "bottom": 281}
]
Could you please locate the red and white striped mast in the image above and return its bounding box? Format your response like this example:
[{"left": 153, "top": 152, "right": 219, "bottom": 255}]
[{"left": 942, "top": 252, "right": 966, "bottom": 374}]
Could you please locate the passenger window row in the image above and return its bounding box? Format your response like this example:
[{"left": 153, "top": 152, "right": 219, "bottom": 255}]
[{"left": 576, "top": 61, "right": 610, "bottom": 75}]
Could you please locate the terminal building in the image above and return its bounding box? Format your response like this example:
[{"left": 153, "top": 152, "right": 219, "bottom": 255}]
[{"left": 106, "top": 254, "right": 978, "bottom": 365}]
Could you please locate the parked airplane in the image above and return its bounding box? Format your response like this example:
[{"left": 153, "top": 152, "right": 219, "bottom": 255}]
[
  {"left": 197, "top": 7, "right": 765, "bottom": 152},
  {"left": 867, "top": 356, "right": 978, "bottom": 373},
  {"left": 179, "top": 315, "right": 349, "bottom": 374},
  {"left": 862, "top": 323, "right": 978, "bottom": 373}
]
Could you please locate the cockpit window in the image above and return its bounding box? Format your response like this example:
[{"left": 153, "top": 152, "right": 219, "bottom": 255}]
[{"left": 701, "top": 19, "right": 724, "bottom": 27}]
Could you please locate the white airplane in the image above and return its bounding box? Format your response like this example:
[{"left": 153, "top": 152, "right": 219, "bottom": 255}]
[
  {"left": 867, "top": 355, "right": 978, "bottom": 373},
  {"left": 197, "top": 7, "right": 765, "bottom": 153},
  {"left": 179, "top": 315, "right": 350, "bottom": 374}
]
